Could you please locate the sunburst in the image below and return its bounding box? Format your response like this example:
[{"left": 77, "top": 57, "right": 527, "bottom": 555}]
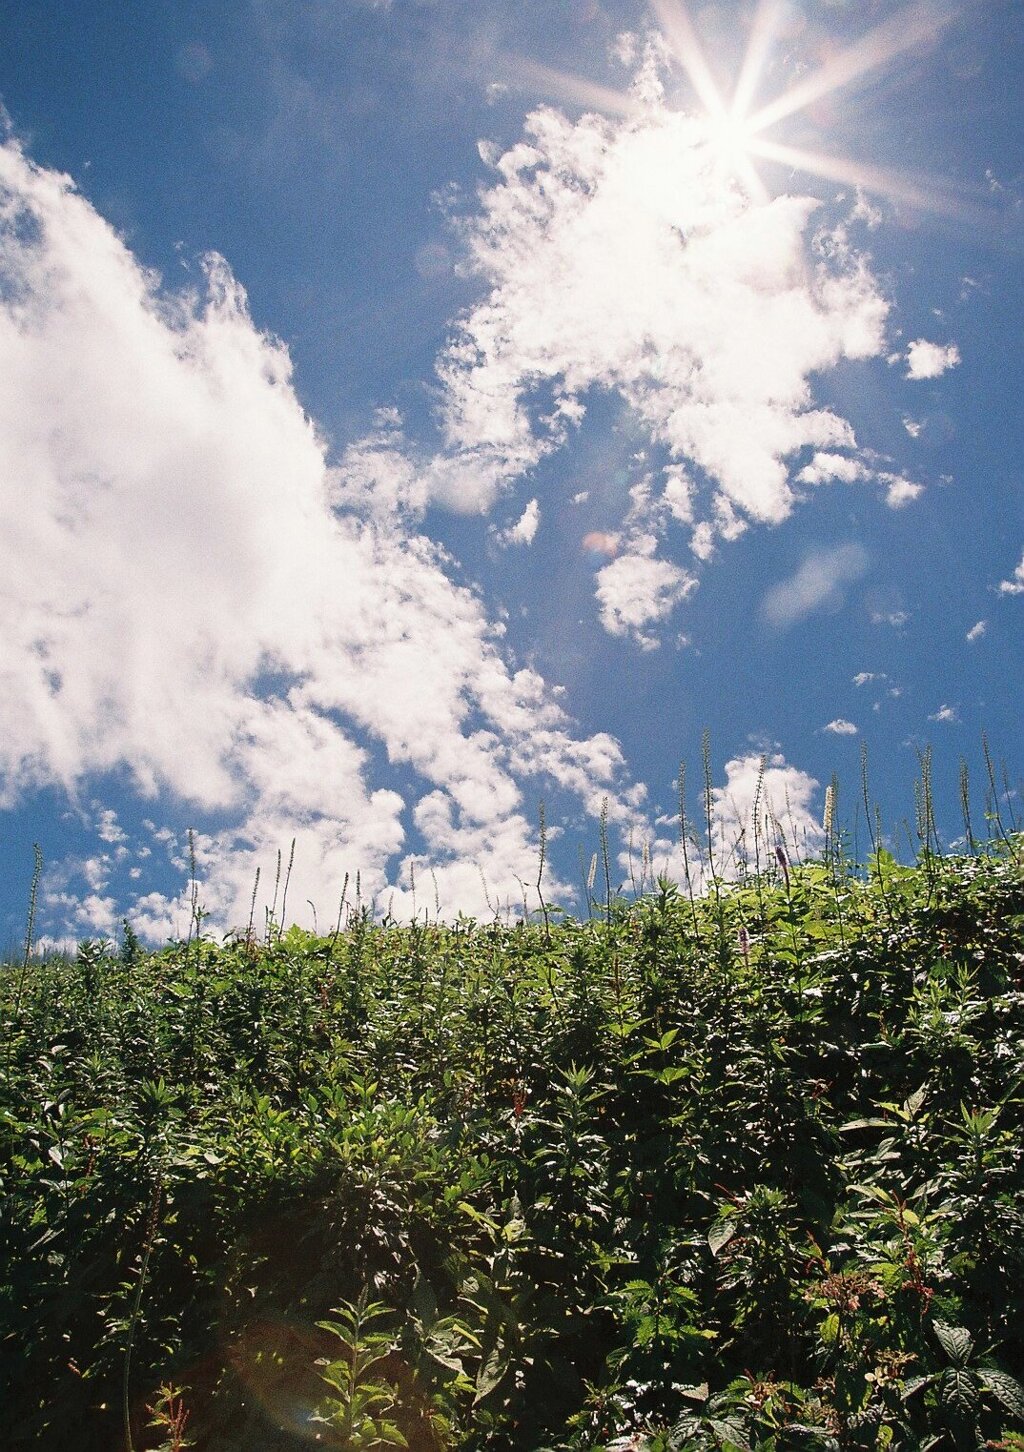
[
  {"left": 649, "top": 0, "right": 970, "bottom": 214},
  {"left": 503, "top": 0, "right": 989, "bottom": 223}
]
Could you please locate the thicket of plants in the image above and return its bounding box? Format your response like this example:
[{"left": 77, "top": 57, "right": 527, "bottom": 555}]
[{"left": 3, "top": 816, "right": 1024, "bottom": 1449}]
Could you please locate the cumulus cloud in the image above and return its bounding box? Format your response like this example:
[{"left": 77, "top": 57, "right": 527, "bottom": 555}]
[
  {"left": 705, "top": 751, "right": 824, "bottom": 875},
  {"left": 594, "top": 537, "right": 696, "bottom": 647},
  {"left": 492, "top": 496, "right": 540, "bottom": 547},
  {"left": 998, "top": 554, "right": 1024, "bottom": 596},
  {"left": 761, "top": 543, "right": 869, "bottom": 629},
  {"left": 966, "top": 619, "right": 986, "bottom": 642},
  {"left": 430, "top": 81, "right": 889, "bottom": 572},
  {"left": 822, "top": 718, "right": 858, "bottom": 735},
  {"left": 929, "top": 704, "right": 959, "bottom": 723},
  {"left": 638, "top": 748, "right": 825, "bottom": 892},
  {"left": 0, "top": 136, "right": 641, "bottom": 935},
  {"left": 905, "top": 338, "right": 961, "bottom": 380},
  {"left": 883, "top": 476, "right": 924, "bottom": 508},
  {"left": 797, "top": 452, "right": 922, "bottom": 510}
]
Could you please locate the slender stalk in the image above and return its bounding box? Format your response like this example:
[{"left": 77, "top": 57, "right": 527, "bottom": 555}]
[
  {"left": 599, "top": 797, "right": 612, "bottom": 927},
  {"left": 536, "top": 801, "right": 551, "bottom": 943},
  {"left": 7, "top": 844, "right": 43, "bottom": 1064},
  {"left": 677, "top": 763, "right": 703, "bottom": 946},
  {"left": 278, "top": 837, "right": 296, "bottom": 939},
  {"left": 123, "top": 1176, "right": 164, "bottom": 1452}
]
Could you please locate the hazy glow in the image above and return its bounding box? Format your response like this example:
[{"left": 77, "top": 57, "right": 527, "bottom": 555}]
[
  {"left": 640, "top": 0, "right": 969, "bottom": 216},
  {"left": 745, "top": 1, "right": 956, "bottom": 135},
  {"left": 509, "top": 56, "right": 644, "bottom": 119},
  {"left": 730, "top": 0, "right": 786, "bottom": 121},
  {"left": 749, "top": 138, "right": 977, "bottom": 220},
  {"left": 702, "top": 107, "right": 769, "bottom": 204},
  {"left": 649, "top": 0, "right": 729, "bottom": 121},
  {"left": 498, "top": 0, "right": 970, "bottom": 218}
]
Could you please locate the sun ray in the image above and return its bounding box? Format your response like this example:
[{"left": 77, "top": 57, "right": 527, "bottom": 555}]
[
  {"left": 648, "top": 0, "right": 728, "bottom": 120},
  {"left": 729, "top": 0, "right": 787, "bottom": 121},
  {"left": 503, "top": 58, "right": 642, "bottom": 118},
  {"left": 509, "top": 0, "right": 985, "bottom": 226},
  {"left": 745, "top": 1, "right": 957, "bottom": 136},
  {"left": 749, "top": 138, "right": 990, "bottom": 222}
]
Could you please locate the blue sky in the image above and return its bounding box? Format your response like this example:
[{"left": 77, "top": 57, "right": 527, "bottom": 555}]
[{"left": 1, "top": 0, "right": 1022, "bottom": 945}]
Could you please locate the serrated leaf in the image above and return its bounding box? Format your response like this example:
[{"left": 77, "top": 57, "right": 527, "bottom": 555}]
[
  {"left": 982, "top": 1369, "right": 1024, "bottom": 1420},
  {"left": 474, "top": 1344, "right": 508, "bottom": 1404},
  {"left": 904, "top": 1084, "right": 928, "bottom": 1116},
  {"left": 709, "top": 1417, "right": 750, "bottom": 1450},
  {"left": 708, "top": 1219, "right": 737, "bottom": 1257},
  {"left": 934, "top": 1320, "right": 973, "bottom": 1367},
  {"left": 940, "top": 1368, "right": 978, "bottom": 1412}
]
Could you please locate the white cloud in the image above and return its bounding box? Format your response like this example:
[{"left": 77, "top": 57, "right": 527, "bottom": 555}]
[
  {"left": 94, "top": 806, "right": 127, "bottom": 844},
  {"left": 966, "top": 619, "right": 986, "bottom": 641},
  {"left": 853, "top": 671, "right": 885, "bottom": 686},
  {"left": 870, "top": 608, "right": 910, "bottom": 627},
  {"left": 883, "top": 476, "right": 923, "bottom": 508},
  {"left": 0, "top": 136, "right": 640, "bottom": 935},
  {"left": 997, "top": 554, "right": 1024, "bottom": 596},
  {"left": 707, "top": 751, "right": 824, "bottom": 874},
  {"left": 761, "top": 543, "right": 869, "bottom": 629},
  {"left": 493, "top": 496, "right": 540, "bottom": 547},
  {"left": 902, "top": 415, "right": 923, "bottom": 438},
  {"left": 822, "top": 718, "right": 858, "bottom": 735},
  {"left": 432, "top": 89, "right": 889, "bottom": 559},
  {"left": 905, "top": 338, "right": 961, "bottom": 380},
  {"left": 929, "top": 704, "right": 959, "bottom": 723},
  {"left": 798, "top": 452, "right": 870, "bottom": 486},
  {"left": 594, "top": 537, "right": 697, "bottom": 647},
  {"left": 795, "top": 452, "right": 922, "bottom": 510},
  {"left": 638, "top": 748, "right": 824, "bottom": 893}
]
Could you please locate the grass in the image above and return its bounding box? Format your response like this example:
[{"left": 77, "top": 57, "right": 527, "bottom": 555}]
[{"left": 2, "top": 828, "right": 1024, "bottom": 1449}]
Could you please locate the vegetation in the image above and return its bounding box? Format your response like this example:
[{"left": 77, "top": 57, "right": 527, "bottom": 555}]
[{"left": 3, "top": 828, "right": 1024, "bottom": 1449}]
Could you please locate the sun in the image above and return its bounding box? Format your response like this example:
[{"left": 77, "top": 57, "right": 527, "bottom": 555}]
[
  {"left": 702, "top": 105, "right": 763, "bottom": 189},
  {"left": 507, "top": 0, "right": 982, "bottom": 223},
  {"left": 646, "top": 0, "right": 972, "bottom": 217},
  {"left": 704, "top": 106, "right": 754, "bottom": 163}
]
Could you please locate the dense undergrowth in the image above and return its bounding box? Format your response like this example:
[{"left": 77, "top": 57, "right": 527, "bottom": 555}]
[{"left": 3, "top": 840, "right": 1024, "bottom": 1450}]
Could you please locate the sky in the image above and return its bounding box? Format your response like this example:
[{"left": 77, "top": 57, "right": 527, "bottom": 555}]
[{"left": 1, "top": 0, "right": 1022, "bottom": 946}]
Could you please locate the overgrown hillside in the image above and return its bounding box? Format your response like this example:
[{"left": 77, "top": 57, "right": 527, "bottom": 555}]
[{"left": 3, "top": 842, "right": 1024, "bottom": 1450}]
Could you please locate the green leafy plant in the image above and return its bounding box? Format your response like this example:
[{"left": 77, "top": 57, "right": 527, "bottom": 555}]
[{"left": 314, "top": 1292, "right": 409, "bottom": 1449}]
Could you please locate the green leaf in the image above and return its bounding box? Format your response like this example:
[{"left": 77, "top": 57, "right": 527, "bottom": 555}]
[
  {"left": 982, "top": 1369, "right": 1024, "bottom": 1420},
  {"left": 934, "top": 1321, "right": 974, "bottom": 1368},
  {"left": 474, "top": 1344, "right": 508, "bottom": 1404},
  {"left": 708, "top": 1219, "right": 737, "bottom": 1257},
  {"left": 940, "top": 1368, "right": 979, "bottom": 1413}
]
